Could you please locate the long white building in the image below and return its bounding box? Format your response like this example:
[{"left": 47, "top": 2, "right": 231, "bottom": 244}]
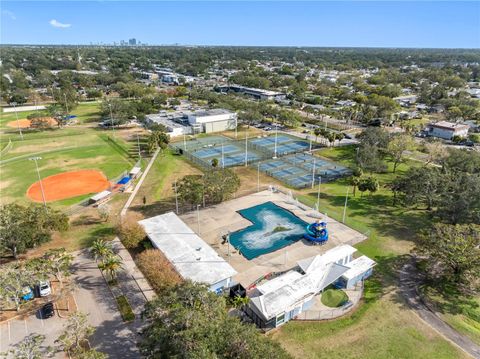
[
  {"left": 139, "top": 212, "right": 238, "bottom": 293},
  {"left": 187, "top": 109, "right": 237, "bottom": 134}
]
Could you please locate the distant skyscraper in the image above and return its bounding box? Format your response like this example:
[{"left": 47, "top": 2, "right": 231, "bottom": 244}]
[{"left": 129, "top": 38, "right": 137, "bottom": 46}]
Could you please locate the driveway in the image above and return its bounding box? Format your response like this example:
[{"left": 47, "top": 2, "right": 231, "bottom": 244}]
[{"left": 71, "top": 250, "right": 141, "bottom": 358}]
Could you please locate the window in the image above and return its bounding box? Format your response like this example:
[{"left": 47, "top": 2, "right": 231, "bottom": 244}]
[{"left": 276, "top": 313, "right": 286, "bottom": 327}]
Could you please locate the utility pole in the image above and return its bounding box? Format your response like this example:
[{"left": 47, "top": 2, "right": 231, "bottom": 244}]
[
  {"left": 309, "top": 133, "right": 312, "bottom": 152},
  {"left": 11, "top": 102, "right": 23, "bottom": 140},
  {"left": 342, "top": 187, "right": 350, "bottom": 223},
  {"left": 235, "top": 115, "right": 238, "bottom": 139},
  {"left": 183, "top": 132, "right": 187, "bottom": 152},
  {"left": 29, "top": 157, "right": 47, "bottom": 211}
]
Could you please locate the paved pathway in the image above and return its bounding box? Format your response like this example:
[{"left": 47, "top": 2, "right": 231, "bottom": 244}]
[
  {"left": 72, "top": 250, "right": 141, "bottom": 358},
  {"left": 399, "top": 260, "right": 480, "bottom": 359},
  {"left": 121, "top": 147, "right": 160, "bottom": 217}
]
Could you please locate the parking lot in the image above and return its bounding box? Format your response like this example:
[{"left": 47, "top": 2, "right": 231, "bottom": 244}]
[{"left": 0, "top": 305, "right": 67, "bottom": 357}]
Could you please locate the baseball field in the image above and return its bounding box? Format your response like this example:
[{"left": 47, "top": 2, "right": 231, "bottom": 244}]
[{"left": 0, "top": 102, "right": 137, "bottom": 208}]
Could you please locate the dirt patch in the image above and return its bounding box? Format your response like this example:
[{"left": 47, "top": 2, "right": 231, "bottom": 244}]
[
  {"left": 6, "top": 117, "right": 58, "bottom": 129},
  {"left": 26, "top": 169, "right": 110, "bottom": 202}
]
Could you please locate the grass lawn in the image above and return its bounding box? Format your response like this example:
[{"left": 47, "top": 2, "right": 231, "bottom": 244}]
[
  {"left": 421, "top": 284, "right": 480, "bottom": 346},
  {"left": 321, "top": 288, "right": 349, "bottom": 308},
  {"left": 1, "top": 102, "right": 136, "bottom": 209},
  {"left": 266, "top": 145, "right": 469, "bottom": 358}
]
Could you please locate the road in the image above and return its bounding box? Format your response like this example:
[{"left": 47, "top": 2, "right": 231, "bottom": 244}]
[{"left": 399, "top": 261, "right": 480, "bottom": 359}]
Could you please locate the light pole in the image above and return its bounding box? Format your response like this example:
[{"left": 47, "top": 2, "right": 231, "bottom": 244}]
[
  {"left": 274, "top": 122, "right": 278, "bottom": 158},
  {"left": 316, "top": 176, "right": 322, "bottom": 211},
  {"left": 63, "top": 93, "right": 69, "bottom": 115},
  {"left": 197, "top": 204, "right": 201, "bottom": 234},
  {"left": 309, "top": 133, "right": 312, "bottom": 152},
  {"left": 29, "top": 157, "right": 47, "bottom": 210},
  {"left": 235, "top": 115, "right": 238, "bottom": 139},
  {"left": 108, "top": 103, "right": 115, "bottom": 137},
  {"left": 244, "top": 130, "right": 248, "bottom": 167},
  {"left": 174, "top": 179, "right": 179, "bottom": 214},
  {"left": 11, "top": 102, "right": 23, "bottom": 140},
  {"left": 136, "top": 133, "right": 141, "bottom": 159},
  {"left": 257, "top": 162, "right": 260, "bottom": 192},
  {"left": 342, "top": 187, "right": 350, "bottom": 223},
  {"left": 221, "top": 142, "right": 225, "bottom": 169},
  {"left": 311, "top": 158, "right": 316, "bottom": 189}
]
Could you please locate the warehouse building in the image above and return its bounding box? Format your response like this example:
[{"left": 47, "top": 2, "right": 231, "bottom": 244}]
[
  {"left": 187, "top": 109, "right": 237, "bottom": 134},
  {"left": 426, "top": 121, "right": 470, "bottom": 140}
]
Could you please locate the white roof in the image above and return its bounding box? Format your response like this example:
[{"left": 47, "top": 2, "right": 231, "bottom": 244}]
[
  {"left": 90, "top": 190, "right": 111, "bottom": 202},
  {"left": 251, "top": 262, "right": 348, "bottom": 320},
  {"left": 342, "top": 256, "right": 376, "bottom": 280},
  {"left": 139, "top": 212, "right": 237, "bottom": 286},
  {"left": 297, "top": 245, "right": 357, "bottom": 274},
  {"left": 129, "top": 167, "right": 141, "bottom": 175},
  {"left": 256, "top": 271, "right": 302, "bottom": 295},
  {"left": 431, "top": 121, "right": 470, "bottom": 130}
]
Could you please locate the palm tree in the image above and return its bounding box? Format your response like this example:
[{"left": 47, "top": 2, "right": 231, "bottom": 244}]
[
  {"left": 98, "top": 254, "right": 123, "bottom": 282},
  {"left": 89, "top": 239, "right": 113, "bottom": 262}
]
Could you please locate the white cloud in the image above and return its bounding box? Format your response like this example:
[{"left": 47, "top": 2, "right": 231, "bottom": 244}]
[
  {"left": 49, "top": 19, "right": 71, "bottom": 28},
  {"left": 2, "top": 10, "right": 16, "bottom": 20}
]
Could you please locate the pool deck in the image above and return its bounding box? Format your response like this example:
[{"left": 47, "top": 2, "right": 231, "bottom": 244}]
[{"left": 180, "top": 190, "right": 367, "bottom": 287}]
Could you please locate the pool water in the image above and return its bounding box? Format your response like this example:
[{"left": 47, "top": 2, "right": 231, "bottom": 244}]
[{"left": 229, "top": 202, "right": 308, "bottom": 260}]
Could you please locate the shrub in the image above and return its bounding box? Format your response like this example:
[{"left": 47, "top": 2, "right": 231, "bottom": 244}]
[
  {"left": 116, "top": 295, "right": 135, "bottom": 322},
  {"left": 117, "top": 218, "right": 146, "bottom": 249},
  {"left": 136, "top": 249, "right": 181, "bottom": 294}
]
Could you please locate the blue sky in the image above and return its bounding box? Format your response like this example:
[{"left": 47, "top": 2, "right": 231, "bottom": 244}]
[{"left": 1, "top": 1, "right": 479, "bottom": 48}]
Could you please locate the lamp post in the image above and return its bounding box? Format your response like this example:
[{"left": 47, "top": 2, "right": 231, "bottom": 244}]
[
  {"left": 10, "top": 102, "right": 23, "bottom": 140},
  {"left": 311, "top": 158, "right": 316, "bottom": 189},
  {"left": 257, "top": 162, "right": 260, "bottom": 192},
  {"left": 174, "top": 179, "right": 179, "bottom": 214},
  {"left": 29, "top": 157, "right": 47, "bottom": 210},
  {"left": 244, "top": 130, "right": 248, "bottom": 167},
  {"left": 136, "top": 133, "right": 141, "bottom": 159},
  {"left": 273, "top": 122, "right": 278, "bottom": 158},
  {"left": 63, "top": 93, "right": 69, "bottom": 115}
]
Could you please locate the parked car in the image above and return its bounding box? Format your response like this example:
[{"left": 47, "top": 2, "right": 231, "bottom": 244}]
[
  {"left": 40, "top": 302, "right": 55, "bottom": 318},
  {"left": 21, "top": 287, "right": 34, "bottom": 301},
  {"left": 38, "top": 281, "right": 51, "bottom": 297}
]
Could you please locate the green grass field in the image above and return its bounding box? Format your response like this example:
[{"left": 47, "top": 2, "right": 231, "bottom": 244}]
[
  {"left": 270, "top": 145, "right": 470, "bottom": 359},
  {"left": 0, "top": 102, "right": 135, "bottom": 209}
]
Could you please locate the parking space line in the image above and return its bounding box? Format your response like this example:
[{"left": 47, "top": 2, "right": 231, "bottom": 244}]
[
  {"left": 39, "top": 310, "right": 44, "bottom": 327},
  {"left": 7, "top": 321, "right": 11, "bottom": 341},
  {"left": 24, "top": 319, "right": 28, "bottom": 335}
]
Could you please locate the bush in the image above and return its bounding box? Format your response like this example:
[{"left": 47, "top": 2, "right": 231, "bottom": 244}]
[
  {"left": 117, "top": 218, "right": 146, "bottom": 249},
  {"left": 136, "top": 249, "right": 181, "bottom": 294}
]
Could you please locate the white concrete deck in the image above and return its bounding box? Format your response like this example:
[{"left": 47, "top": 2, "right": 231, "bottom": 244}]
[{"left": 180, "top": 190, "right": 367, "bottom": 287}]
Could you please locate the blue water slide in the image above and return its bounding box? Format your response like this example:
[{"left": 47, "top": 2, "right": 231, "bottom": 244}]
[{"left": 303, "top": 222, "right": 329, "bottom": 243}]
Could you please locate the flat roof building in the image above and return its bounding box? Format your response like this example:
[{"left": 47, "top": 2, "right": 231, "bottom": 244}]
[
  {"left": 246, "top": 245, "right": 375, "bottom": 330},
  {"left": 216, "top": 85, "right": 286, "bottom": 101},
  {"left": 187, "top": 109, "right": 237, "bottom": 134},
  {"left": 427, "top": 121, "right": 470, "bottom": 140},
  {"left": 139, "top": 212, "right": 238, "bottom": 293}
]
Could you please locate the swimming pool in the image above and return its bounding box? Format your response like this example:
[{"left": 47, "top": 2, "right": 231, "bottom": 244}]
[{"left": 229, "top": 201, "right": 308, "bottom": 260}]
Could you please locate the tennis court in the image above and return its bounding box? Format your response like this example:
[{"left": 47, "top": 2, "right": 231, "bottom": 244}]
[
  {"left": 259, "top": 153, "right": 351, "bottom": 188},
  {"left": 172, "top": 135, "right": 263, "bottom": 168},
  {"left": 248, "top": 134, "right": 311, "bottom": 156}
]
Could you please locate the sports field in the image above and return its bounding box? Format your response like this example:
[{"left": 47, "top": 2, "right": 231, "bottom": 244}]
[{"left": 0, "top": 102, "right": 136, "bottom": 208}]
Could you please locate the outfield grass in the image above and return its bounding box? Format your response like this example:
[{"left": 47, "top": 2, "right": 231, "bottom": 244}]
[{"left": 0, "top": 102, "right": 135, "bottom": 209}]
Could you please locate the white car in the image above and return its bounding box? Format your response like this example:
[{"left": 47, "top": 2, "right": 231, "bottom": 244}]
[{"left": 39, "top": 281, "right": 51, "bottom": 297}]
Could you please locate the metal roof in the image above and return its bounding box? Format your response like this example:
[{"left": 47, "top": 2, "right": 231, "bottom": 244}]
[{"left": 139, "top": 212, "right": 237, "bottom": 286}]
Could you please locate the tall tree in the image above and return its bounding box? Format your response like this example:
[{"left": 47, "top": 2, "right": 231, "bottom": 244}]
[
  {"left": 416, "top": 224, "right": 480, "bottom": 289},
  {"left": 387, "top": 133, "right": 415, "bottom": 173}
]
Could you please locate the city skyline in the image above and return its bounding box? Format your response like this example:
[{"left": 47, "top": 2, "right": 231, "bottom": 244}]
[{"left": 1, "top": 1, "right": 479, "bottom": 48}]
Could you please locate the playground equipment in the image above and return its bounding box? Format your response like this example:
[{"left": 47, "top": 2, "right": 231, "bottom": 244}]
[{"left": 304, "top": 221, "right": 329, "bottom": 244}]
